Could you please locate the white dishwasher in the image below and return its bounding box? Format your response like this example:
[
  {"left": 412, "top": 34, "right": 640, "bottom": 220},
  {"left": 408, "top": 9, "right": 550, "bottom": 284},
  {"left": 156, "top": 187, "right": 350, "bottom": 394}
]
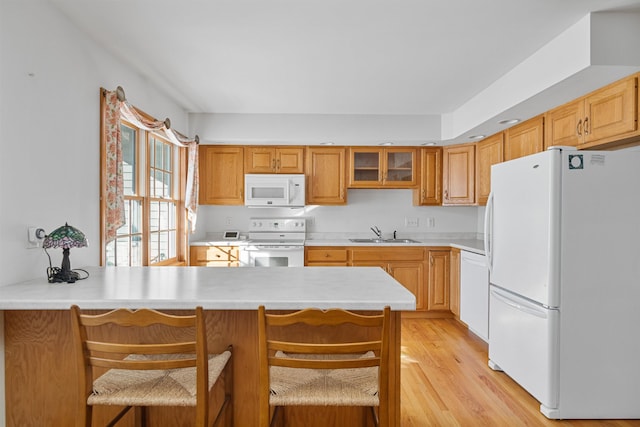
[{"left": 460, "top": 250, "right": 489, "bottom": 342}]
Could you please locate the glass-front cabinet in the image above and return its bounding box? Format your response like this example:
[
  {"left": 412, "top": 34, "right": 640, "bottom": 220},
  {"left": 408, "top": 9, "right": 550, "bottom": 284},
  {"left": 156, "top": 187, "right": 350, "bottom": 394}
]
[{"left": 349, "top": 147, "right": 417, "bottom": 188}]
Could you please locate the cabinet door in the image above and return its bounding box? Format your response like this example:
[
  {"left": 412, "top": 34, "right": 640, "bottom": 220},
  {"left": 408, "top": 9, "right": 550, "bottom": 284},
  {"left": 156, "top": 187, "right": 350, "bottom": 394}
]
[
  {"left": 449, "top": 249, "right": 460, "bottom": 317},
  {"left": 276, "top": 147, "right": 305, "bottom": 174},
  {"left": 413, "top": 147, "right": 442, "bottom": 205},
  {"left": 428, "top": 250, "right": 450, "bottom": 311},
  {"left": 349, "top": 148, "right": 382, "bottom": 187},
  {"left": 475, "top": 133, "right": 503, "bottom": 206},
  {"left": 384, "top": 148, "right": 417, "bottom": 187},
  {"left": 443, "top": 144, "right": 475, "bottom": 205},
  {"left": 545, "top": 99, "right": 584, "bottom": 149},
  {"left": 388, "top": 261, "right": 425, "bottom": 311},
  {"left": 305, "top": 147, "right": 346, "bottom": 205},
  {"left": 245, "top": 147, "right": 276, "bottom": 173},
  {"left": 584, "top": 76, "right": 637, "bottom": 144},
  {"left": 199, "top": 146, "right": 244, "bottom": 205},
  {"left": 505, "top": 115, "right": 544, "bottom": 161}
]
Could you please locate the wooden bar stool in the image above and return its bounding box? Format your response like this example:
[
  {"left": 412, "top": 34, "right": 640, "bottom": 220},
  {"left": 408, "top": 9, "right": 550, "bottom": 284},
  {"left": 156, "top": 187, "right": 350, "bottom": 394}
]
[
  {"left": 258, "top": 305, "right": 390, "bottom": 427},
  {"left": 70, "top": 305, "right": 233, "bottom": 427}
]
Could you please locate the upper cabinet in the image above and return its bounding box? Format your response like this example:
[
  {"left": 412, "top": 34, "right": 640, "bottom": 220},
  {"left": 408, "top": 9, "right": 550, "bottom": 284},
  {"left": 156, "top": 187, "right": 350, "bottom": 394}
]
[
  {"left": 413, "top": 147, "right": 442, "bottom": 206},
  {"left": 305, "top": 147, "right": 347, "bottom": 205},
  {"left": 505, "top": 115, "right": 544, "bottom": 161},
  {"left": 199, "top": 146, "right": 245, "bottom": 205},
  {"left": 244, "top": 146, "right": 305, "bottom": 174},
  {"left": 475, "top": 133, "right": 504, "bottom": 206},
  {"left": 442, "top": 143, "right": 475, "bottom": 206},
  {"left": 348, "top": 147, "right": 418, "bottom": 188},
  {"left": 545, "top": 75, "right": 638, "bottom": 149}
]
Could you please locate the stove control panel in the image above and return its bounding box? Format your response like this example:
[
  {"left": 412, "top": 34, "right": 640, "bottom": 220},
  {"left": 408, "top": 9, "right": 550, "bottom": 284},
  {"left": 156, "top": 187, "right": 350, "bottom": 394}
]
[{"left": 249, "top": 217, "right": 306, "bottom": 232}]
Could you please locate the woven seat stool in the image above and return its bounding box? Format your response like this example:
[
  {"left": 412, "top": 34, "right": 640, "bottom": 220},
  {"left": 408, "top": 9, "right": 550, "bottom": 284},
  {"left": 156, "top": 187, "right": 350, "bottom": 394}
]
[
  {"left": 70, "top": 305, "right": 233, "bottom": 427},
  {"left": 258, "top": 305, "right": 390, "bottom": 427}
]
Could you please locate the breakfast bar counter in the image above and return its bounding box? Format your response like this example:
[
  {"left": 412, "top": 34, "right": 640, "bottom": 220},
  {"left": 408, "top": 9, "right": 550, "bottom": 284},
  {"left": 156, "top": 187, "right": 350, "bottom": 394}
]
[{"left": 0, "top": 266, "right": 415, "bottom": 426}]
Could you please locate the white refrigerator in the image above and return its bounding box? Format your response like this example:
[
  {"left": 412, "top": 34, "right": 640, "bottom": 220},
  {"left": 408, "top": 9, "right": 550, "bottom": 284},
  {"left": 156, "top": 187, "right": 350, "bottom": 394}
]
[{"left": 485, "top": 146, "right": 640, "bottom": 419}]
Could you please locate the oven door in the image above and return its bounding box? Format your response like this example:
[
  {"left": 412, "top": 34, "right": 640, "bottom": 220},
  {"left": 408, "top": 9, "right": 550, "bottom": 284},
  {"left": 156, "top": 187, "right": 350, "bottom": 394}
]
[{"left": 240, "top": 245, "right": 304, "bottom": 267}]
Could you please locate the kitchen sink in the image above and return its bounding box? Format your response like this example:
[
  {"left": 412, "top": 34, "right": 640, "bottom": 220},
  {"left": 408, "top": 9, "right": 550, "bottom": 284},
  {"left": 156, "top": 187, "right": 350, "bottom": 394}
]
[{"left": 349, "top": 238, "right": 421, "bottom": 244}]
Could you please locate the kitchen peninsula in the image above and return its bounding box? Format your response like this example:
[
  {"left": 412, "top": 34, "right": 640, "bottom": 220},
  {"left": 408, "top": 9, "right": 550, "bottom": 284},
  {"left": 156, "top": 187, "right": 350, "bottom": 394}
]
[{"left": 0, "top": 266, "right": 414, "bottom": 427}]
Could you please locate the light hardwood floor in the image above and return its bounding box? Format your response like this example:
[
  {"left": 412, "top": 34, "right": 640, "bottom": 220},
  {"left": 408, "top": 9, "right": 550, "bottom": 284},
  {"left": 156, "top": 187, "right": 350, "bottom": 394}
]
[{"left": 401, "top": 318, "right": 640, "bottom": 427}]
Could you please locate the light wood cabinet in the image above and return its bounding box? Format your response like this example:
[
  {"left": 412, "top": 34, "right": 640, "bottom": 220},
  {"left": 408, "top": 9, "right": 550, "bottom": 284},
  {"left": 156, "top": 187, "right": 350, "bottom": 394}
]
[
  {"left": 545, "top": 75, "right": 638, "bottom": 149},
  {"left": 198, "top": 146, "right": 244, "bottom": 205},
  {"left": 305, "top": 247, "right": 348, "bottom": 266},
  {"left": 413, "top": 147, "right": 442, "bottom": 206},
  {"left": 475, "top": 133, "right": 503, "bottom": 206},
  {"left": 351, "top": 247, "right": 426, "bottom": 311},
  {"left": 427, "top": 250, "right": 450, "bottom": 311},
  {"left": 305, "top": 147, "right": 347, "bottom": 205},
  {"left": 245, "top": 146, "right": 305, "bottom": 173},
  {"left": 442, "top": 143, "right": 475, "bottom": 205},
  {"left": 505, "top": 115, "right": 544, "bottom": 161},
  {"left": 189, "top": 245, "right": 239, "bottom": 267},
  {"left": 449, "top": 248, "right": 460, "bottom": 317},
  {"left": 348, "top": 147, "right": 418, "bottom": 188}
]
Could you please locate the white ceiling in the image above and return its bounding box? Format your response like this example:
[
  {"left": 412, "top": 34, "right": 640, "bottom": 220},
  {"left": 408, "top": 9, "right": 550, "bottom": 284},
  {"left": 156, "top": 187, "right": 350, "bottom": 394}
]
[{"left": 50, "top": 0, "right": 640, "bottom": 143}]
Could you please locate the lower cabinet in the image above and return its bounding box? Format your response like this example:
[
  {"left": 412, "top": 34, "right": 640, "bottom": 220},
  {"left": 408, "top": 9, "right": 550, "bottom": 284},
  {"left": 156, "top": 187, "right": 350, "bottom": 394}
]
[
  {"left": 190, "top": 246, "right": 239, "bottom": 267},
  {"left": 352, "top": 259, "right": 425, "bottom": 311},
  {"left": 449, "top": 248, "right": 461, "bottom": 317},
  {"left": 427, "top": 249, "right": 450, "bottom": 311},
  {"left": 305, "top": 245, "right": 455, "bottom": 314}
]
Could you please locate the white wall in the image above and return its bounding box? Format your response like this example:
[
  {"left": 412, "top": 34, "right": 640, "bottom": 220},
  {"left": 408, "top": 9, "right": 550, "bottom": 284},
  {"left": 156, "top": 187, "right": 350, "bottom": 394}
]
[
  {"left": 0, "top": 0, "right": 188, "bottom": 285},
  {"left": 189, "top": 113, "right": 441, "bottom": 145},
  {"left": 193, "top": 189, "right": 481, "bottom": 241}
]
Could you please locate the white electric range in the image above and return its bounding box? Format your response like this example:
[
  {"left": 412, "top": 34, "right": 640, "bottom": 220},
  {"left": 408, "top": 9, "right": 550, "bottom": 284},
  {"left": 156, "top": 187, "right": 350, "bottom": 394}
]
[{"left": 240, "top": 217, "right": 306, "bottom": 267}]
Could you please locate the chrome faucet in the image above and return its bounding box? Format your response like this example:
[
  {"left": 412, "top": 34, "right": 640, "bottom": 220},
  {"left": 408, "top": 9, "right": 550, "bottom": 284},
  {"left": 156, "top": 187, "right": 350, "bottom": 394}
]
[{"left": 370, "top": 226, "right": 382, "bottom": 239}]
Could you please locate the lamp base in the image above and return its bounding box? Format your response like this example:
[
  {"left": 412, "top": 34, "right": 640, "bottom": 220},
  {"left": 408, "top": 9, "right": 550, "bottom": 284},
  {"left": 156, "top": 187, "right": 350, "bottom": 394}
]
[
  {"left": 47, "top": 248, "right": 79, "bottom": 283},
  {"left": 48, "top": 268, "right": 80, "bottom": 284}
]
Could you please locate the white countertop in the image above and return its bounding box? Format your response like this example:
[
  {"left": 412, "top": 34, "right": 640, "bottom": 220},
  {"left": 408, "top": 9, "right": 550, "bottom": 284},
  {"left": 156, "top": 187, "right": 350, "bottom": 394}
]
[
  {"left": 191, "top": 237, "right": 485, "bottom": 255},
  {"left": 304, "top": 238, "right": 485, "bottom": 255},
  {"left": 0, "top": 266, "right": 416, "bottom": 311}
]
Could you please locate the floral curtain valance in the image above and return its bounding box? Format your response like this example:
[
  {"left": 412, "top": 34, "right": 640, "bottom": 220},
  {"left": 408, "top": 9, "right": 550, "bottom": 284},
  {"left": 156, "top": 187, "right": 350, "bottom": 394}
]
[{"left": 103, "top": 87, "right": 199, "bottom": 243}]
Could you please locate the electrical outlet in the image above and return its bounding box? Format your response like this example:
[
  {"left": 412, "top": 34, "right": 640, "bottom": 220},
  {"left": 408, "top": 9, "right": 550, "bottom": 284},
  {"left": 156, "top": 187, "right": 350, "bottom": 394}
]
[
  {"left": 426, "top": 217, "right": 435, "bottom": 228},
  {"left": 405, "top": 217, "right": 419, "bottom": 227},
  {"left": 26, "top": 226, "right": 45, "bottom": 249},
  {"left": 225, "top": 217, "right": 232, "bottom": 226}
]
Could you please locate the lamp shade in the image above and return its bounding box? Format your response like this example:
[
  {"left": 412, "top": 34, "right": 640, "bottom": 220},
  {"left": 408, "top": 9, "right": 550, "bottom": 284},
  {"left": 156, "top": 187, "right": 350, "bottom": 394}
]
[{"left": 43, "top": 223, "right": 88, "bottom": 249}]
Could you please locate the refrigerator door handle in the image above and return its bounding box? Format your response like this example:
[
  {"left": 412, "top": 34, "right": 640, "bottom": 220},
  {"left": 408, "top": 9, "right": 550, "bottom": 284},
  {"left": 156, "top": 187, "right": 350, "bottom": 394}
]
[
  {"left": 490, "top": 288, "right": 547, "bottom": 319},
  {"left": 484, "top": 191, "right": 494, "bottom": 275}
]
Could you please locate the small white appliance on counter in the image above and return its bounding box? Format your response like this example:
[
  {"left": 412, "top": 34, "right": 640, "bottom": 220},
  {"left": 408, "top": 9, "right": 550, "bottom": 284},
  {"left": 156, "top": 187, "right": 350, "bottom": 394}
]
[
  {"left": 485, "top": 147, "right": 640, "bottom": 419},
  {"left": 245, "top": 174, "right": 305, "bottom": 207},
  {"left": 240, "top": 217, "right": 306, "bottom": 267},
  {"left": 460, "top": 250, "right": 488, "bottom": 342}
]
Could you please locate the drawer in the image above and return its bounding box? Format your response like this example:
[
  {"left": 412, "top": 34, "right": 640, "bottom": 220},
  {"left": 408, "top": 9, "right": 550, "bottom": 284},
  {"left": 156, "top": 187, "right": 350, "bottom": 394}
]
[
  {"left": 306, "top": 248, "right": 348, "bottom": 262},
  {"left": 190, "top": 246, "right": 239, "bottom": 264},
  {"left": 351, "top": 247, "right": 424, "bottom": 262}
]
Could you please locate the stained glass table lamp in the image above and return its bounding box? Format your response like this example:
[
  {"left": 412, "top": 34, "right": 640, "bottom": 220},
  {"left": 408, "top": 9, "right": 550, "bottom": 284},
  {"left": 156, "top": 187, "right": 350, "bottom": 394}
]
[{"left": 43, "top": 223, "right": 88, "bottom": 283}]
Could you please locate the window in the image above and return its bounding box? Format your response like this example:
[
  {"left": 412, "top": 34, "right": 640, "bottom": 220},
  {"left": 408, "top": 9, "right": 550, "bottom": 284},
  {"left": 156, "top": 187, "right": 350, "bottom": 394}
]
[{"left": 102, "top": 120, "right": 187, "bottom": 266}]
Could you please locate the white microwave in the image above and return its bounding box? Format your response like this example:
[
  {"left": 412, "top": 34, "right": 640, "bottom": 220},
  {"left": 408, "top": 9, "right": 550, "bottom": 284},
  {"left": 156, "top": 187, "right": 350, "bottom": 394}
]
[{"left": 244, "top": 174, "right": 305, "bottom": 207}]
